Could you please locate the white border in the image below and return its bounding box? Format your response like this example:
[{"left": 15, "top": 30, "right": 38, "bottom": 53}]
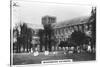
[{"left": 0, "top": 0, "right": 100, "bottom": 67}]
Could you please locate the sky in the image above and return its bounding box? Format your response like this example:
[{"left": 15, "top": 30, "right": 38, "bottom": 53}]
[{"left": 12, "top": 0, "right": 92, "bottom": 28}]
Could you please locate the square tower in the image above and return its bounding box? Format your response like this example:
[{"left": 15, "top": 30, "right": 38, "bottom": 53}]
[{"left": 42, "top": 15, "right": 56, "bottom": 26}]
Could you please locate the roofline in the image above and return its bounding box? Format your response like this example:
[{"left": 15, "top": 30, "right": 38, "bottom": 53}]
[{"left": 52, "top": 21, "right": 91, "bottom": 29}]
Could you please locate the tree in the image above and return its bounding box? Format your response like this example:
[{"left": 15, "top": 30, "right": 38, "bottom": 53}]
[
  {"left": 26, "top": 28, "right": 33, "bottom": 52},
  {"left": 38, "top": 29, "right": 44, "bottom": 52},
  {"left": 13, "top": 24, "right": 23, "bottom": 53},
  {"left": 70, "top": 31, "right": 89, "bottom": 47},
  {"left": 13, "top": 23, "right": 33, "bottom": 53},
  {"left": 44, "top": 24, "right": 55, "bottom": 51},
  {"left": 59, "top": 41, "right": 66, "bottom": 47},
  {"left": 20, "top": 23, "right": 33, "bottom": 52}
]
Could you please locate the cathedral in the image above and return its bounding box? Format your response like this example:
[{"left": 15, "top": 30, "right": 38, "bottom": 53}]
[{"left": 40, "top": 15, "right": 93, "bottom": 51}]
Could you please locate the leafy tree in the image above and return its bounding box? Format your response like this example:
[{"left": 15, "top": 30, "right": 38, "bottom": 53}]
[
  {"left": 70, "top": 31, "right": 89, "bottom": 47},
  {"left": 40, "top": 24, "right": 54, "bottom": 51},
  {"left": 13, "top": 23, "right": 33, "bottom": 53},
  {"left": 59, "top": 41, "right": 66, "bottom": 47},
  {"left": 20, "top": 23, "right": 33, "bottom": 52},
  {"left": 44, "top": 24, "right": 55, "bottom": 51},
  {"left": 13, "top": 25, "right": 20, "bottom": 53},
  {"left": 26, "top": 28, "right": 33, "bottom": 52},
  {"left": 37, "top": 29, "right": 44, "bottom": 52}
]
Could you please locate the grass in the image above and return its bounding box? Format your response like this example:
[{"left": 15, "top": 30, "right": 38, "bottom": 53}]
[{"left": 12, "top": 51, "right": 96, "bottom": 65}]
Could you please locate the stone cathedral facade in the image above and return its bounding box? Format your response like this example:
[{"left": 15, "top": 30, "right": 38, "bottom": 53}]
[{"left": 41, "top": 15, "right": 93, "bottom": 51}]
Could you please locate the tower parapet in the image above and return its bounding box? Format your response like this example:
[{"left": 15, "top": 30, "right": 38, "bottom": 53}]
[{"left": 42, "top": 15, "right": 56, "bottom": 26}]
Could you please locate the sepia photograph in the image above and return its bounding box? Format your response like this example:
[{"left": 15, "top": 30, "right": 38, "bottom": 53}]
[{"left": 10, "top": 0, "right": 96, "bottom": 65}]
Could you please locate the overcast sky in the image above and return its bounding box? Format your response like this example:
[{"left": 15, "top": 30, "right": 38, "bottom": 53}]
[{"left": 12, "top": 0, "right": 92, "bottom": 27}]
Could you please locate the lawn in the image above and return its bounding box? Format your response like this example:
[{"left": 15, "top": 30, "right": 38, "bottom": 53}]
[{"left": 12, "top": 51, "right": 96, "bottom": 65}]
